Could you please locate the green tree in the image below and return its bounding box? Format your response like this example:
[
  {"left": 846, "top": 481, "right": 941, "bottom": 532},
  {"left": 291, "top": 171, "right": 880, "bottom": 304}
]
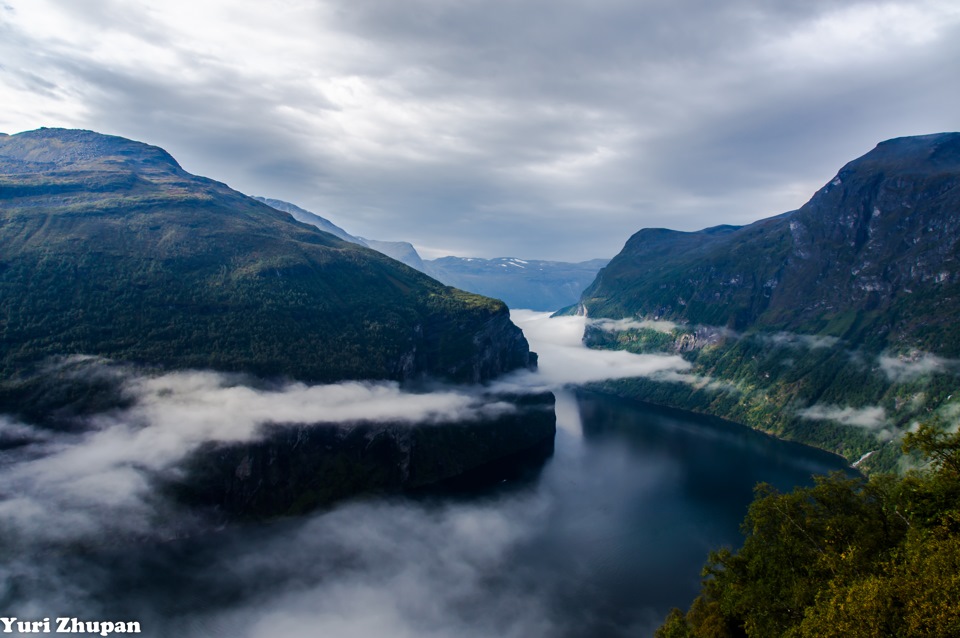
[{"left": 656, "top": 414, "right": 960, "bottom": 637}]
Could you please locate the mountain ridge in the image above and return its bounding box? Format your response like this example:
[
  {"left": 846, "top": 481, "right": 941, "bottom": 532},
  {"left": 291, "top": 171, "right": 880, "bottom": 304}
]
[
  {"left": 576, "top": 133, "right": 960, "bottom": 470},
  {"left": 255, "top": 196, "right": 608, "bottom": 310},
  {"left": 0, "top": 128, "right": 536, "bottom": 394}
]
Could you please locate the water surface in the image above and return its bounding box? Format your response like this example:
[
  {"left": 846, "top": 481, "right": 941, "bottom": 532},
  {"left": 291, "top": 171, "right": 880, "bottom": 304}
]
[{"left": 11, "top": 388, "right": 849, "bottom": 638}]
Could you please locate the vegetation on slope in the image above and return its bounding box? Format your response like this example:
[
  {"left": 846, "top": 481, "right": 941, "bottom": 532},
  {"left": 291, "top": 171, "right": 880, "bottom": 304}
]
[
  {"left": 577, "top": 134, "right": 960, "bottom": 469},
  {"left": 586, "top": 323, "right": 959, "bottom": 470},
  {"left": 0, "top": 129, "right": 534, "bottom": 414},
  {"left": 582, "top": 134, "right": 960, "bottom": 354},
  {"left": 655, "top": 419, "right": 960, "bottom": 638}
]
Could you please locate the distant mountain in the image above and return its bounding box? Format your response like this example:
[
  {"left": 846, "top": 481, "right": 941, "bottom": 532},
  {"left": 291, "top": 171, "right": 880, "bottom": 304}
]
[
  {"left": 253, "top": 197, "right": 427, "bottom": 271},
  {"left": 256, "top": 197, "right": 607, "bottom": 310},
  {"left": 252, "top": 196, "right": 361, "bottom": 244},
  {"left": 577, "top": 133, "right": 960, "bottom": 470},
  {"left": 0, "top": 129, "right": 536, "bottom": 394},
  {"left": 363, "top": 238, "right": 426, "bottom": 271},
  {"left": 425, "top": 256, "right": 609, "bottom": 311}
]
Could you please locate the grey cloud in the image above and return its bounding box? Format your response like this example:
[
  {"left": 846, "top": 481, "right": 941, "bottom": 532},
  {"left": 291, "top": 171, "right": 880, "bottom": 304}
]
[
  {"left": 0, "top": 364, "right": 516, "bottom": 549},
  {"left": 184, "top": 498, "right": 560, "bottom": 638},
  {"left": 0, "top": 327, "right": 698, "bottom": 636},
  {"left": 0, "top": 310, "right": 703, "bottom": 551},
  {"left": 3, "top": 1, "right": 959, "bottom": 260}
]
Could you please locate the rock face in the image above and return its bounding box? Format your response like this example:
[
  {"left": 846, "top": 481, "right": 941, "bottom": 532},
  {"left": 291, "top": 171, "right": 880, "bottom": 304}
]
[
  {"left": 0, "top": 128, "right": 536, "bottom": 391},
  {"left": 577, "top": 134, "right": 960, "bottom": 471},
  {"left": 582, "top": 133, "right": 960, "bottom": 355},
  {"left": 173, "top": 392, "right": 557, "bottom": 519}
]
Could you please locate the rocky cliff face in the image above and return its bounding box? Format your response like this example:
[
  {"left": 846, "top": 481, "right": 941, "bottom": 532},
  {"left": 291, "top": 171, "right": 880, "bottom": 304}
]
[
  {"left": 173, "top": 391, "right": 556, "bottom": 519},
  {"left": 392, "top": 305, "right": 536, "bottom": 383},
  {"left": 583, "top": 134, "right": 960, "bottom": 354},
  {"left": 578, "top": 134, "right": 960, "bottom": 471}
]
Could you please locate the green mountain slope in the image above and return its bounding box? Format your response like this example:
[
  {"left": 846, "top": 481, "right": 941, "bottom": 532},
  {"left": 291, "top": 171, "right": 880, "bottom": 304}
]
[
  {"left": 0, "top": 128, "right": 535, "bottom": 393},
  {"left": 577, "top": 134, "right": 960, "bottom": 469},
  {"left": 583, "top": 133, "right": 960, "bottom": 352}
]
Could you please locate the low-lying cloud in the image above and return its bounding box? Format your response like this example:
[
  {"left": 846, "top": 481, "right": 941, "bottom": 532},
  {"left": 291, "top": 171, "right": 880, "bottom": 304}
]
[
  {"left": 0, "top": 312, "right": 865, "bottom": 637},
  {"left": 0, "top": 312, "right": 701, "bottom": 552},
  {"left": 502, "top": 311, "right": 692, "bottom": 389},
  {"left": 879, "top": 351, "right": 954, "bottom": 382},
  {"left": 798, "top": 404, "right": 888, "bottom": 429},
  {"left": 759, "top": 332, "right": 842, "bottom": 349},
  {"left": 0, "top": 330, "right": 701, "bottom": 637},
  {"left": 587, "top": 318, "right": 845, "bottom": 353},
  {"left": 589, "top": 317, "right": 681, "bottom": 334},
  {"left": 177, "top": 496, "right": 559, "bottom": 638},
  {"left": 0, "top": 366, "right": 520, "bottom": 547},
  {"left": 1, "top": 399, "right": 563, "bottom": 636},
  {"left": 798, "top": 403, "right": 895, "bottom": 441}
]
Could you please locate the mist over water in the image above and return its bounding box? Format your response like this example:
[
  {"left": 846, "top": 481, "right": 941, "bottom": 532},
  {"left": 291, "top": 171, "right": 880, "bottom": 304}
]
[{"left": 0, "top": 313, "right": 851, "bottom": 637}]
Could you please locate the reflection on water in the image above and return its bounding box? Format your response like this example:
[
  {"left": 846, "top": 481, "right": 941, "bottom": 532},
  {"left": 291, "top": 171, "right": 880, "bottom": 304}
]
[{"left": 2, "top": 390, "right": 852, "bottom": 638}]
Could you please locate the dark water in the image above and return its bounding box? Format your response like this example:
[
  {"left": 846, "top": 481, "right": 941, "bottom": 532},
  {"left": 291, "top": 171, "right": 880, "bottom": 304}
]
[
  {"left": 515, "top": 390, "right": 853, "bottom": 635},
  {"left": 4, "top": 389, "right": 852, "bottom": 638}
]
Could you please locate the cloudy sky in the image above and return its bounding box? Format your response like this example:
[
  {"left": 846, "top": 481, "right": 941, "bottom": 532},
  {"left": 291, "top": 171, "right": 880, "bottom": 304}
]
[{"left": 2, "top": 1, "right": 959, "bottom": 260}]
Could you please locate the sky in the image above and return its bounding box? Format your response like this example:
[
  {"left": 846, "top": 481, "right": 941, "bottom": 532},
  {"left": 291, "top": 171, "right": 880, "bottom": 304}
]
[{"left": 2, "top": 1, "right": 959, "bottom": 261}]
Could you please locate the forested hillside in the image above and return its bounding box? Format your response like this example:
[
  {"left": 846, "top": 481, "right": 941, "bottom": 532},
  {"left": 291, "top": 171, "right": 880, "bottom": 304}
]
[
  {"left": 577, "top": 134, "right": 960, "bottom": 470},
  {"left": 656, "top": 419, "right": 960, "bottom": 637},
  {"left": 0, "top": 129, "right": 535, "bottom": 411}
]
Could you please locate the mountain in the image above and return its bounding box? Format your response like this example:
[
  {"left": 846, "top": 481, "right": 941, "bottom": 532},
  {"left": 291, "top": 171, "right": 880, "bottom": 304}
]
[
  {"left": 424, "top": 256, "right": 609, "bottom": 312},
  {"left": 577, "top": 133, "right": 960, "bottom": 470},
  {"left": 582, "top": 133, "right": 960, "bottom": 353},
  {"left": 253, "top": 197, "right": 428, "bottom": 271},
  {"left": 363, "top": 238, "right": 427, "bottom": 271},
  {"left": 251, "top": 196, "right": 361, "bottom": 244},
  {"left": 255, "top": 197, "right": 607, "bottom": 311},
  {"left": 0, "top": 128, "right": 536, "bottom": 393}
]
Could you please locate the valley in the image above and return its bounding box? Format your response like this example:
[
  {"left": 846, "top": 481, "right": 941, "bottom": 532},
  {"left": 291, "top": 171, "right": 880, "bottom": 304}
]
[{"left": 2, "top": 128, "right": 958, "bottom": 637}]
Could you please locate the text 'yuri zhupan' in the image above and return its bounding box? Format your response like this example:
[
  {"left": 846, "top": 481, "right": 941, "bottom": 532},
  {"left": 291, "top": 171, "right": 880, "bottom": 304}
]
[{"left": 1, "top": 617, "right": 141, "bottom": 635}]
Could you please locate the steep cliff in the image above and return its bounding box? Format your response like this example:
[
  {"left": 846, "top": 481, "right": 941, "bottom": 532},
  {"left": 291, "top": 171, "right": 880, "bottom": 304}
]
[
  {"left": 582, "top": 134, "right": 960, "bottom": 354},
  {"left": 578, "top": 134, "right": 960, "bottom": 470},
  {"left": 174, "top": 391, "right": 556, "bottom": 519}
]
